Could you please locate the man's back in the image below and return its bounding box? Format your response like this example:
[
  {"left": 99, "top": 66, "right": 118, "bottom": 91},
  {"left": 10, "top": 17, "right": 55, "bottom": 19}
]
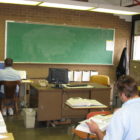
[
  {"left": 0, "top": 67, "right": 20, "bottom": 81},
  {"left": 104, "top": 98, "right": 140, "bottom": 140}
]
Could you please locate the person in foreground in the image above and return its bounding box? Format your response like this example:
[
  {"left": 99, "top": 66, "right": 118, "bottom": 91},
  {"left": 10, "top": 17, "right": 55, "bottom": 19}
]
[
  {"left": 0, "top": 58, "right": 21, "bottom": 116},
  {"left": 87, "top": 75, "right": 140, "bottom": 140}
]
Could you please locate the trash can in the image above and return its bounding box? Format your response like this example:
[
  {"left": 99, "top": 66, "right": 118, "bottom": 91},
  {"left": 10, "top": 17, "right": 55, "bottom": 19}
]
[{"left": 23, "top": 108, "right": 36, "bottom": 128}]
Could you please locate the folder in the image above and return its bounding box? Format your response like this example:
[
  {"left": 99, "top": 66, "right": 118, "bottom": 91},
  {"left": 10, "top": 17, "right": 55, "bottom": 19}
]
[
  {"left": 82, "top": 71, "right": 90, "bottom": 81},
  {"left": 74, "top": 71, "right": 82, "bottom": 82},
  {"left": 68, "top": 70, "right": 74, "bottom": 82}
]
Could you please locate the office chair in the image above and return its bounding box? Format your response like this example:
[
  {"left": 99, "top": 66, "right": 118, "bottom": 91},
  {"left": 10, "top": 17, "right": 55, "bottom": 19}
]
[
  {"left": 1, "top": 81, "right": 21, "bottom": 115},
  {"left": 90, "top": 75, "right": 110, "bottom": 86}
]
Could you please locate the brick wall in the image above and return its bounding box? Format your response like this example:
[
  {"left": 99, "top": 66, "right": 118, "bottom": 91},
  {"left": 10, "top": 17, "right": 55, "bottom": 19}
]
[{"left": 0, "top": 3, "right": 131, "bottom": 82}]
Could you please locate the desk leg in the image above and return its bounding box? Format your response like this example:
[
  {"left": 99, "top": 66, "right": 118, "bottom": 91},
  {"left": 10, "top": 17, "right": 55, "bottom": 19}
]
[{"left": 20, "top": 83, "right": 29, "bottom": 107}]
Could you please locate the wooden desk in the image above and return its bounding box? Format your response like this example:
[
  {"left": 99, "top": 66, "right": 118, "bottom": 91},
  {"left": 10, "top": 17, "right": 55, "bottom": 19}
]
[{"left": 30, "top": 84, "right": 111, "bottom": 121}]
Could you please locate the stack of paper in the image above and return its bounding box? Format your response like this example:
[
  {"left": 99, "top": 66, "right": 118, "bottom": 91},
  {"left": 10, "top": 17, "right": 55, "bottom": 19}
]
[
  {"left": 66, "top": 97, "right": 105, "bottom": 107},
  {"left": 76, "top": 114, "right": 112, "bottom": 134}
]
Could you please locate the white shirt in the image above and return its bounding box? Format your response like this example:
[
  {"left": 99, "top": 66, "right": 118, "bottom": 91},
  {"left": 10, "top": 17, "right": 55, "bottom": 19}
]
[
  {"left": 104, "top": 98, "right": 140, "bottom": 140},
  {"left": 0, "top": 67, "right": 21, "bottom": 93}
]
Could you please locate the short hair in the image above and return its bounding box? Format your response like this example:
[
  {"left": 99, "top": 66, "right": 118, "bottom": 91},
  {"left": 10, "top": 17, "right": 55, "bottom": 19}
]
[
  {"left": 116, "top": 75, "right": 138, "bottom": 98},
  {"left": 4, "top": 58, "right": 13, "bottom": 67}
]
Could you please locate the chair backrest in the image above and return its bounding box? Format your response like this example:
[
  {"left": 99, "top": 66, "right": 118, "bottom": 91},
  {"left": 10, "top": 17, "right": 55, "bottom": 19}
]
[
  {"left": 90, "top": 75, "right": 110, "bottom": 86},
  {"left": 2, "top": 81, "right": 21, "bottom": 99}
]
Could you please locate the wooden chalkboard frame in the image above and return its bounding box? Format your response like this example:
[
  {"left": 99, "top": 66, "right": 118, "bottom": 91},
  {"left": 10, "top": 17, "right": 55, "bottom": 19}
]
[{"left": 5, "top": 21, "right": 115, "bottom": 65}]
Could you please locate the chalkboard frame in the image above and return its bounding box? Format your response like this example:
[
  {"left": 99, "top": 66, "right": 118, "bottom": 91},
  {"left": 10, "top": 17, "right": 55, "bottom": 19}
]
[{"left": 5, "top": 21, "right": 115, "bottom": 65}]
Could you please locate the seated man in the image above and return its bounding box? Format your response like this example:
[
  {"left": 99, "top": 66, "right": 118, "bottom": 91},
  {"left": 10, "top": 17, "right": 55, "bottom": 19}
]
[
  {"left": 0, "top": 58, "right": 21, "bottom": 116},
  {"left": 87, "top": 75, "right": 140, "bottom": 140}
]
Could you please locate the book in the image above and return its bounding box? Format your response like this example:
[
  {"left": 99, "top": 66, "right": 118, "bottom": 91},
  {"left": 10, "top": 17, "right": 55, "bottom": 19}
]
[
  {"left": 66, "top": 98, "right": 106, "bottom": 107},
  {"left": 76, "top": 114, "right": 112, "bottom": 134}
]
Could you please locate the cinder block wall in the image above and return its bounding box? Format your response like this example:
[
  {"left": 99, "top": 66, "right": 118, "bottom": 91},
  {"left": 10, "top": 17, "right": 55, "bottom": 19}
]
[{"left": 0, "top": 3, "right": 131, "bottom": 82}]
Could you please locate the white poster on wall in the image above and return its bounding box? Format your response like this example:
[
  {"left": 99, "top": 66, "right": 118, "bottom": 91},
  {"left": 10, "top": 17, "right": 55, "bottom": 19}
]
[{"left": 106, "top": 40, "right": 114, "bottom": 51}]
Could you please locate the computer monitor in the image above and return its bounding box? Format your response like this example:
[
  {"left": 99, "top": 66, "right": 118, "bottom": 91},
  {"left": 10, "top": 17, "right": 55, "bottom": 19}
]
[{"left": 47, "top": 68, "right": 69, "bottom": 88}]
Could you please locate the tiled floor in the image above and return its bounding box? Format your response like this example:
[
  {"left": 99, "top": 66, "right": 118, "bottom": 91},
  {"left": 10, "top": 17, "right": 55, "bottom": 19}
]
[{"left": 4, "top": 114, "right": 75, "bottom": 140}]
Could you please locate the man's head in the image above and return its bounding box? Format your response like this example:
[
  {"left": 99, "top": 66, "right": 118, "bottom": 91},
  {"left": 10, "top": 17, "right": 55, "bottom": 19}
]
[
  {"left": 116, "top": 75, "right": 139, "bottom": 102},
  {"left": 4, "top": 58, "right": 13, "bottom": 67}
]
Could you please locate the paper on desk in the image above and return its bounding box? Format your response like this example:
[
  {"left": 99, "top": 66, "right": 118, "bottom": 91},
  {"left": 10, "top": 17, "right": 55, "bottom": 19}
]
[
  {"left": 76, "top": 114, "right": 112, "bottom": 134},
  {"left": 0, "top": 135, "right": 8, "bottom": 139},
  {"left": 82, "top": 71, "right": 90, "bottom": 81},
  {"left": 66, "top": 97, "right": 105, "bottom": 107}
]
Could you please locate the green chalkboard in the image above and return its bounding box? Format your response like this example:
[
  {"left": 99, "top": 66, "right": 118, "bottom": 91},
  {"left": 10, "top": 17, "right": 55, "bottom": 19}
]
[{"left": 6, "top": 21, "right": 114, "bottom": 64}]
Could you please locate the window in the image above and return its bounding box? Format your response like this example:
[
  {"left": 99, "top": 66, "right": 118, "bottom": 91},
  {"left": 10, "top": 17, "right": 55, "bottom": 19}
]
[
  {"left": 133, "top": 36, "right": 140, "bottom": 60},
  {"left": 133, "top": 20, "right": 140, "bottom": 60}
]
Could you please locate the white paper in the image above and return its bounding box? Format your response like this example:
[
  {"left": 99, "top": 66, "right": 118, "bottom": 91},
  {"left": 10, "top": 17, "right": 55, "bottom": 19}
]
[
  {"left": 106, "top": 40, "right": 114, "bottom": 51},
  {"left": 18, "top": 70, "right": 27, "bottom": 79},
  {"left": 90, "top": 71, "right": 98, "bottom": 76},
  {"left": 82, "top": 71, "right": 90, "bottom": 81},
  {"left": 74, "top": 71, "right": 82, "bottom": 82},
  {"left": 68, "top": 71, "right": 74, "bottom": 82}
]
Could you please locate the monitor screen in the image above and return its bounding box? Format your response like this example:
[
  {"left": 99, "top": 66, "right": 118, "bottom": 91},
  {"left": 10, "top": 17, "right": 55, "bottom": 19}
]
[
  {"left": 0, "top": 62, "right": 4, "bottom": 69},
  {"left": 47, "top": 68, "right": 69, "bottom": 85}
]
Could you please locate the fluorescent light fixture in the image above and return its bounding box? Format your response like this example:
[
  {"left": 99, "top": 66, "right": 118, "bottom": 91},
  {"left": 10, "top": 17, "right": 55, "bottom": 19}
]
[
  {"left": 39, "top": 0, "right": 94, "bottom": 10},
  {"left": 91, "top": 8, "right": 139, "bottom": 15},
  {"left": 39, "top": 0, "right": 139, "bottom": 15},
  {"left": 0, "top": 0, "right": 40, "bottom": 5},
  {"left": 89, "top": 3, "right": 140, "bottom": 15}
]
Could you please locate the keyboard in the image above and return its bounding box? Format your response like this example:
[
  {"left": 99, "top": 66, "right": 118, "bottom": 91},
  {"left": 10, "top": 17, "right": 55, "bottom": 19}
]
[{"left": 66, "top": 84, "right": 88, "bottom": 87}]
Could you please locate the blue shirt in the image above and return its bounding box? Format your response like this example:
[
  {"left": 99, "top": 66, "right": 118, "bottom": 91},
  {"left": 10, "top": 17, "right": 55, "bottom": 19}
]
[
  {"left": 104, "top": 98, "right": 140, "bottom": 140},
  {"left": 0, "top": 67, "right": 21, "bottom": 93}
]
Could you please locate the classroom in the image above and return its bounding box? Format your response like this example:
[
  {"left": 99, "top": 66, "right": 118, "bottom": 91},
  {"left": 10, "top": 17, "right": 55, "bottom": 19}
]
[{"left": 0, "top": 0, "right": 140, "bottom": 140}]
